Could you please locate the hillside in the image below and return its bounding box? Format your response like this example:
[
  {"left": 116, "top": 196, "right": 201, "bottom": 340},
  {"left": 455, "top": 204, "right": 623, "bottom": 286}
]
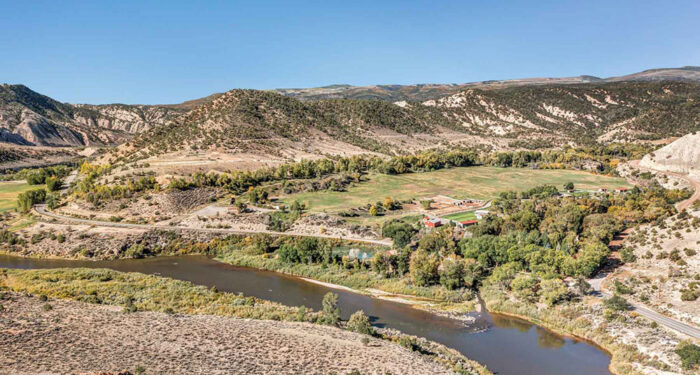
[
  {"left": 0, "top": 84, "right": 184, "bottom": 147},
  {"left": 3, "top": 67, "right": 699, "bottom": 163},
  {"left": 116, "top": 89, "right": 454, "bottom": 165},
  {"left": 113, "top": 81, "right": 700, "bottom": 167},
  {"left": 640, "top": 131, "right": 700, "bottom": 178},
  {"left": 423, "top": 81, "right": 700, "bottom": 145}
]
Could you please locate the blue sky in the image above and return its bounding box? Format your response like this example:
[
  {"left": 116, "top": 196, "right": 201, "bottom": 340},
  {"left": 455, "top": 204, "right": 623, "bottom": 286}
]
[{"left": 1, "top": 0, "right": 698, "bottom": 104}]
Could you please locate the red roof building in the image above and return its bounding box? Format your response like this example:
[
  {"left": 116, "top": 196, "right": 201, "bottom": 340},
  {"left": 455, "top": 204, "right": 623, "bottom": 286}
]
[{"left": 459, "top": 220, "right": 478, "bottom": 227}]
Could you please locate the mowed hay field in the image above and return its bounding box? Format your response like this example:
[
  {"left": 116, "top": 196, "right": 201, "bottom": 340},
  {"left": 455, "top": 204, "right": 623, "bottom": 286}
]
[
  {"left": 283, "top": 167, "right": 630, "bottom": 213},
  {"left": 0, "top": 181, "right": 43, "bottom": 213},
  {"left": 443, "top": 211, "right": 477, "bottom": 221}
]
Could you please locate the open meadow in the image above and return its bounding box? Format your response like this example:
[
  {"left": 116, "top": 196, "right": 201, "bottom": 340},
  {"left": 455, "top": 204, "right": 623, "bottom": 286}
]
[
  {"left": 282, "top": 166, "right": 631, "bottom": 213},
  {"left": 0, "top": 181, "right": 45, "bottom": 213}
]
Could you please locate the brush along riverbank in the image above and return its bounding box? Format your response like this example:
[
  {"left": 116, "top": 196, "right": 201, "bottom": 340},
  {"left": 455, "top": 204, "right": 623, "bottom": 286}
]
[
  {"left": 0, "top": 267, "right": 490, "bottom": 375},
  {"left": 215, "top": 250, "right": 478, "bottom": 319},
  {"left": 480, "top": 283, "right": 691, "bottom": 375}
]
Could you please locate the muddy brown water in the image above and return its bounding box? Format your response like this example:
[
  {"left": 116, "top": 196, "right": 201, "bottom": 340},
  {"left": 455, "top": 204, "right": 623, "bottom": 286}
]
[{"left": 0, "top": 254, "right": 611, "bottom": 375}]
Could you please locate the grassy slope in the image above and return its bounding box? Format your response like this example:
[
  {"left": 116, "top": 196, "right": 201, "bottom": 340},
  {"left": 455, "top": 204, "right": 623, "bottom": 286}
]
[
  {"left": 0, "top": 181, "right": 44, "bottom": 212},
  {"left": 283, "top": 167, "right": 630, "bottom": 213}
]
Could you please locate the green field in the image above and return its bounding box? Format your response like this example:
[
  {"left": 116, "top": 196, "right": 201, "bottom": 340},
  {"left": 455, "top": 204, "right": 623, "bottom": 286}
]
[
  {"left": 282, "top": 167, "right": 630, "bottom": 213},
  {"left": 442, "top": 211, "right": 477, "bottom": 221},
  {"left": 0, "top": 182, "right": 44, "bottom": 213}
]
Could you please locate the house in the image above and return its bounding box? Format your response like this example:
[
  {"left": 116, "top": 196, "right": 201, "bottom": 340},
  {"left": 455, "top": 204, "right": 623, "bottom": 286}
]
[
  {"left": 598, "top": 188, "right": 608, "bottom": 193},
  {"left": 615, "top": 187, "right": 628, "bottom": 193},
  {"left": 423, "top": 217, "right": 442, "bottom": 228},
  {"left": 457, "top": 220, "right": 478, "bottom": 228},
  {"left": 475, "top": 210, "right": 490, "bottom": 219}
]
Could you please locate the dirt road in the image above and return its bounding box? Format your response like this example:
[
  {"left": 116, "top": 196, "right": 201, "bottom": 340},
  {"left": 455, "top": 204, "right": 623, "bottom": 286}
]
[{"left": 33, "top": 205, "right": 393, "bottom": 246}]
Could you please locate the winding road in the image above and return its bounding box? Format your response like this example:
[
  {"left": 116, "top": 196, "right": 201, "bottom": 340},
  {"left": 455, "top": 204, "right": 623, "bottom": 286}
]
[
  {"left": 593, "top": 284, "right": 700, "bottom": 339},
  {"left": 591, "top": 160, "right": 700, "bottom": 339},
  {"left": 32, "top": 205, "right": 393, "bottom": 246}
]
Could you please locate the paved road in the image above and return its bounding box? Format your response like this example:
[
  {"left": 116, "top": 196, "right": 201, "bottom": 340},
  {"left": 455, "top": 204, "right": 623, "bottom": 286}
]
[
  {"left": 33, "top": 205, "right": 393, "bottom": 246},
  {"left": 593, "top": 280, "right": 700, "bottom": 339}
]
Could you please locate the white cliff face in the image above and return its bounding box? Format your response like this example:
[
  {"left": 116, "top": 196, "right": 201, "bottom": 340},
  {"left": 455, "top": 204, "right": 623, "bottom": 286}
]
[
  {"left": 0, "top": 84, "right": 186, "bottom": 146},
  {"left": 640, "top": 131, "right": 700, "bottom": 178},
  {"left": 74, "top": 104, "right": 181, "bottom": 134}
]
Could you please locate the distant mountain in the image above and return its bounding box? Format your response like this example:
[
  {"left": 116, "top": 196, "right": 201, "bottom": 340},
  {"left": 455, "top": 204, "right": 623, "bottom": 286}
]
[
  {"left": 605, "top": 67, "right": 700, "bottom": 83},
  {"left": 0, "top": 84, "right": 185, "bottom": 147},
  {"left": 274, "top": 67, "right": 700, "bottom": 102}
]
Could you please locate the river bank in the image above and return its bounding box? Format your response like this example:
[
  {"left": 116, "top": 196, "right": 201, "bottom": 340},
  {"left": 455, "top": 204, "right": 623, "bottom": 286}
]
[
  {"left": 480, "top": 284, "right": 689, "bottom": 375},
  {"left": 216, "top": 250, "right": 478, "bottom": 319},
  {"left": 0, "top": 267, "right": 490, "bottom": 375},
  {"left": 0, "top": 253, "right": 614, "bottom": 375}
]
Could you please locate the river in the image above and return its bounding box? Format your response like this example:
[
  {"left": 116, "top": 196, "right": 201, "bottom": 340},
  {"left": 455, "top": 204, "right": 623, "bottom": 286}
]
[{"left": 0, "top": 254, "right": 611, "bottom": 375}]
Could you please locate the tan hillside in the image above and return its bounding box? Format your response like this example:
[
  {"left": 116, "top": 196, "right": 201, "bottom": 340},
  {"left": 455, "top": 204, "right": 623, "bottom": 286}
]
[{"left": 640, "top": 131, "right": 700, "bottom": 178}]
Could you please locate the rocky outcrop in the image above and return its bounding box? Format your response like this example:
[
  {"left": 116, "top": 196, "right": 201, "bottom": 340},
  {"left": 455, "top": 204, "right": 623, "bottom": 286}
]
[
  {"left": 0, "top": 84, "right": 184, "bottom": 147},
  {"left": 640, "top": 131, "right": 700, "bottom": 178}
]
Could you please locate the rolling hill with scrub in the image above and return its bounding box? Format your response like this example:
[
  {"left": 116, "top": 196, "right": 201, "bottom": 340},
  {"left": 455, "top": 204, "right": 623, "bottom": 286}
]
[
  {"left": 112, "top": 81, "right": 700, "bottom": 166},
  {"left": 3, "top": 67, "right": 700, "bottom": 169}
]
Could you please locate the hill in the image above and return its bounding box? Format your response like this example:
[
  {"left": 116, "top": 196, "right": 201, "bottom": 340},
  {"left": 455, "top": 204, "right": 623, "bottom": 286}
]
[
  {"left": 0, "top": 84, "right": 184, "bottom": 147},
  {"left": 640, "top": 131, "right": 700, "bottom": 178},
  {"left": 113, "top": 81, "right": 699, "bottom": 166},
  {"left": 423, "top": 81, "right": 700, "bottom": 145}
]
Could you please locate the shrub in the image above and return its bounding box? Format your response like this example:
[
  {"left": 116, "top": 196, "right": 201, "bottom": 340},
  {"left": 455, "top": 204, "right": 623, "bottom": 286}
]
[
  {"left": 604, "top": 295, "right": 632, "bottom": 311},
  {"left": 124, "top": 244, "right": 147, "bottom": 259},
  {"left": 675, "top": 340, "right": 700, "bottom": 370},
  {"left": 619, "top": 247, "right": 636, "bottom": 263},
  {"left": 347, "top": 310, "right": 372, "bottom": 335},
  {"left": 322, "top": 292, "right": 340, "bottom": 325},
  {"left": 539, "top": 278, "right": 569, "bottom": 306}
]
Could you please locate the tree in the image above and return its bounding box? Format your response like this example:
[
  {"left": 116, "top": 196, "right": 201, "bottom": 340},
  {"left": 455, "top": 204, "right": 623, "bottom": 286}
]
[
  {"left": 45, "top": 176, "right": 62, "bottom": 192},
  {"left": 347, "top": 310, "right": 372, "bottom": 334},
  {"left": 574, "top": 276, "right": 592, "bottom": 296},
  {"left": 409, "top": 250, "right": 439, "bottom": 286},
  {"left": 322, "top": 292, "right": 340, "bottom": 325},
  {"left": 420, "top": 200, "right": 433, "bottom": 210},
  {"left": 369, "top": 205, "right": 378, "bottom": 216},
  {"left": 383, "top": 197, "right": 394, "bottom": 210},
  {"left": 539, "top": 278, "right": 569, "bottom": 306},
  {"left": 564, "top": 182, "right": 574, "bottom": 191},
  {"left": 382, "top": 221, "right": 416, "bottom": 248},
  {"left": 45, "top": 193, "right": 60, "bottom": 210},
  {"left": 16, "top": 188, "right": 47, "bottom": 213},
  {"left": 439, "top": 256, "right": 465, "bottom": 290},
  {"left": 511, "top": 273, "right": 539, "bottom": 302}
]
